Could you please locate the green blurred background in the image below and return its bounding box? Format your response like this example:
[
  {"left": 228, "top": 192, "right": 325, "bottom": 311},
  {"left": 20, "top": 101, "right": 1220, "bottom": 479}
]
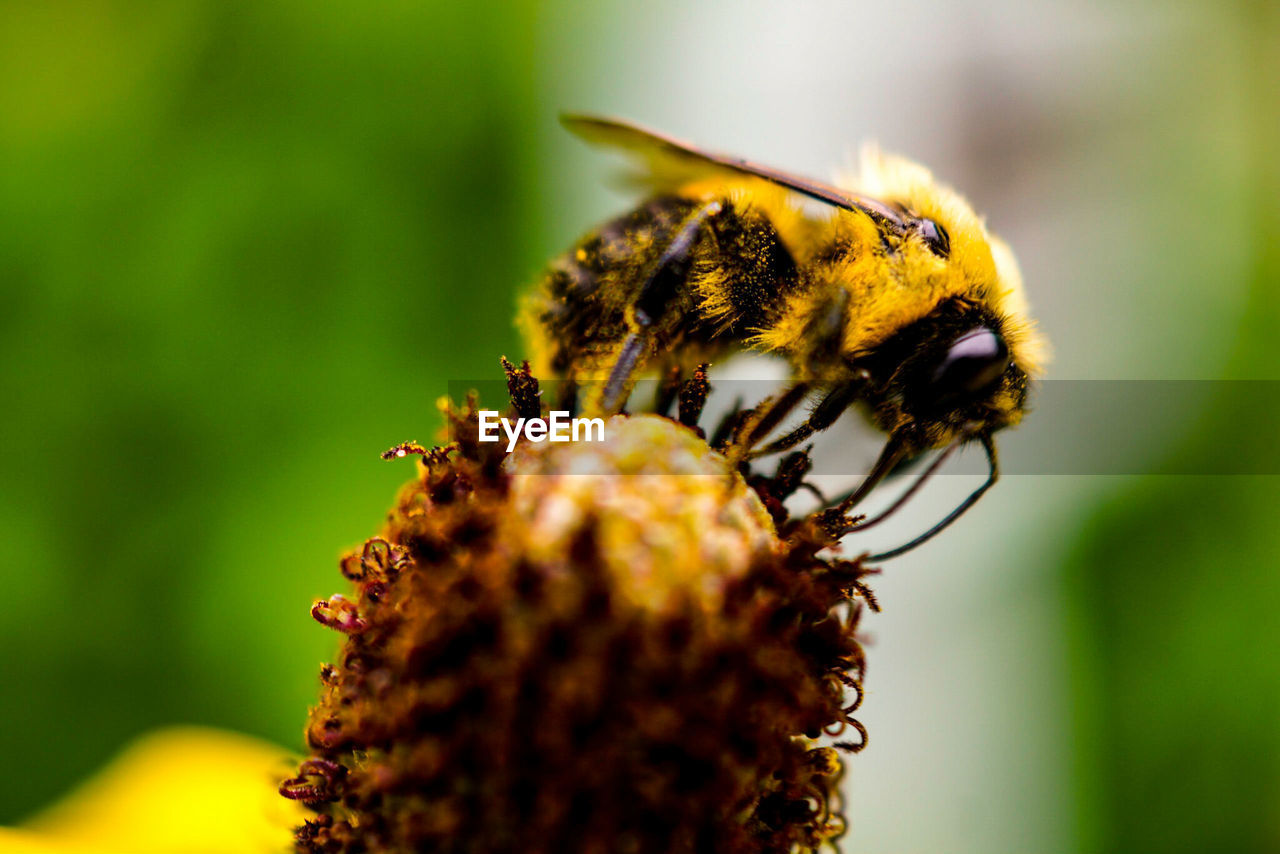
[{"left": 2, "top": 1, "right": 1277, "bottom": 852}]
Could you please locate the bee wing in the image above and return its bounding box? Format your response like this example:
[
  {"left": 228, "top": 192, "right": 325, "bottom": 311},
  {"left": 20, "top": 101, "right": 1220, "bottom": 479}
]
[{"left": 561, "top": 113, "right": 904, "bottom": 228}]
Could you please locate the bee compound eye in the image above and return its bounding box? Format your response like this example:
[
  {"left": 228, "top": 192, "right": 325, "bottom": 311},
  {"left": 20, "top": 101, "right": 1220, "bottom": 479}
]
[
  {"left": 917, "top": 218, "right": 950, "bottom": 257},
  {"left": 928, "top": 327, "right": 1009, "bottom": 405}
]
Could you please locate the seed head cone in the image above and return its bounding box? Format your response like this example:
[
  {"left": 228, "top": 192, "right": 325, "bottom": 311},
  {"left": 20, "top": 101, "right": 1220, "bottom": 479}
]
[{"left": 286, "top": 396, "right": 875, "bottom": 854}]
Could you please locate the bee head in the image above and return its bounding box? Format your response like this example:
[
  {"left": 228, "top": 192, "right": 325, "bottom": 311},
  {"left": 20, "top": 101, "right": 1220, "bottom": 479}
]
[{"left": 853, "top": 299, "right": 1029, "bottom": 451}]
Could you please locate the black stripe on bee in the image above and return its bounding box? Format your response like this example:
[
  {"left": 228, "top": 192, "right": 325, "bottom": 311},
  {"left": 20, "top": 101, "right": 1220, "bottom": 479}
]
[{"left": 536, "top": 195, "right": 803, "bottom": 353}]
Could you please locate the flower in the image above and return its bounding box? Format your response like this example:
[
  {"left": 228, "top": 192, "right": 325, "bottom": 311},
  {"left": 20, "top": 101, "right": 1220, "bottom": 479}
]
[
  {"left": 7, "top": 364, "right": 876, "bottom": 854},
  {"left": 286, "top": 367, "right": 876, "bottom": 854},
  {"left": 0, "top": 727, "right": 305, "bottom": 854}
]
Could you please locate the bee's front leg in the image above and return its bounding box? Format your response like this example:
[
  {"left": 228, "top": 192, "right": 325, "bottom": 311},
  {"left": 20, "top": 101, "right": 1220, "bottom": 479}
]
[
  {"left": 737, "top": 381, "right": 813, "bottom": 450},
  {"left": 747, "top": 374, "right": 869, "bottom": 458}
]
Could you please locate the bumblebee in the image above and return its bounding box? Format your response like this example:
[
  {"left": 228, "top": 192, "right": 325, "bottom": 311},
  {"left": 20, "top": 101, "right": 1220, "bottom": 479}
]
[{"left": 521, "top": 115, "right": 1046, "bottom": 558}]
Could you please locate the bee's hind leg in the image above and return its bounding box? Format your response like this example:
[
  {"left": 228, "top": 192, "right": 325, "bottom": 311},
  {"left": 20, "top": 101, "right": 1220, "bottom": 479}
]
[
  {"left": 597, "top": 201, "right": 724, "bottom": 414},
  {"left": 600, "top": 333, "right": 647, "bottom": 413}
]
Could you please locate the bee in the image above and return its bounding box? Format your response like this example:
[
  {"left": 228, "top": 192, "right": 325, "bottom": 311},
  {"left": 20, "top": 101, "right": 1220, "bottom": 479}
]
[{"left": 520, "top": 115, "right": 1046, "bottom": 558}]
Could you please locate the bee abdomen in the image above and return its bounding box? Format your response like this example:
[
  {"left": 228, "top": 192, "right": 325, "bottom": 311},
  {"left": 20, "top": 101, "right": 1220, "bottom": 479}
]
[
  {"left": 530, "top": 196, "right": 704, "bottom": 372},
  {"left": 527, "top": 194, "right": 802, "bottom": 375},
  {"left": 694, "top": 205, "right": 802, "bottom": 334}
]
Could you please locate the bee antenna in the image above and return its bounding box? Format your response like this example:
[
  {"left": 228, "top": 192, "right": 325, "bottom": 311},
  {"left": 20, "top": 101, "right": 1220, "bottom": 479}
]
[{"left": 865, "top": 434, "right": 999, "bottom": 562}]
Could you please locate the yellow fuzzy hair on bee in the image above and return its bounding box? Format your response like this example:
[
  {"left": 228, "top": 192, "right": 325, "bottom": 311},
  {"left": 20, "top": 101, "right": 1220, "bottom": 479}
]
[
  {"left": 521, "top": 114, "right": 1046, "bottom": 467},
  {"left": 832, "top": 145, "right": 1048, "bottom": 376}
]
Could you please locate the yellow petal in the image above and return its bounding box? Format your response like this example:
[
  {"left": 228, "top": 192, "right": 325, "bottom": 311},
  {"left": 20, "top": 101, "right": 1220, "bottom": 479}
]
[{"left": 5, "top": 727, "right": 304, "bottom": 854}]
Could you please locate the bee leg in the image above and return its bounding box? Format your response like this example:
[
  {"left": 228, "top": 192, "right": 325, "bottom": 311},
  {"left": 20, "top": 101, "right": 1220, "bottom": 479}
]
[
  {"left": 748, "top": 380, "right": 864, "bottom": 458},
  {"left": 865, "top": 434, "right": 998, "bottom": 561},
  {"left": 739, "top": 381, "right": 813, "bottom": 450},
  {"left": 708, "top": 395, "right": 746, "bottom": 448},
  {"left": 827, "top": 433, "right": 911, "bottom": 514},
  {"left": 653, "top": 363, "right": 683, "bottom": 416},
  {"left": 843, "top": 437, "right": 963, "bottom": 525},
  {"left": 678, "top": 364, "right": 711, "bottom": 428},
  {"left": 556, "top": 374, "right": 580, "bottom": 417},
  {"left": 599, "top": 201, "right": 724, "bottom": 413},
  {"left": 860, "top": 435, "right": 998, "bottom": 560},
  {"left": 798, "top": 482, "right": 828, "bottom": 503},
  {"left": 601, "top": 333, "right": 647, "bottom": 412},
  {"left": 723, "top": 382, "right": 812, "bottom": 467}
]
